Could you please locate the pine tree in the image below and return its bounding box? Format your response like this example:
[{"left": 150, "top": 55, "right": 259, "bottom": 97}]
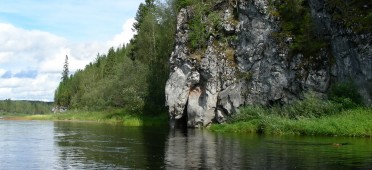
[{"left": 62, "top": 55, "right": 69, "bottom": 82}]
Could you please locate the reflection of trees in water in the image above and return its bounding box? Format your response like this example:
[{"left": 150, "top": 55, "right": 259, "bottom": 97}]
[
  {"left": 54, "top": 122, "right": 151, "bottom": 169},
  {"left": 141, "top": 126, "right": 169, "bottom": 169},
  {"left": 53, "top": 122, "right": 372, "bottom": 169}
]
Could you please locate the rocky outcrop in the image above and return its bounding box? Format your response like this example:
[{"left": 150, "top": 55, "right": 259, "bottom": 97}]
[
  {"left": 308, "top": 0, "right": 372, "bottom": 104},
  {"left": 165, "top": 0, "right": 372, "bottom": 127},
  {"left": 52, "top": 106, "right": 68, "bottom": 113}
]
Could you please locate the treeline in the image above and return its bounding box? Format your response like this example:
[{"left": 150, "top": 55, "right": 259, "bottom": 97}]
[
  {"left": 54, "top": 0, "right": 178, "bottom": 115},
  {"left": 0, "top": 99, "right": 52, "bottom": 115}
]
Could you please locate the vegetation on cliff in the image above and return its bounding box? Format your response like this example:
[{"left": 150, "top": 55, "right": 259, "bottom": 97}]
[
  {"left": 272, "top": 1, "right": 323, "bottom": 51},
  {"left": 327, "top": 0, "right": 372, "bottom": 32}
]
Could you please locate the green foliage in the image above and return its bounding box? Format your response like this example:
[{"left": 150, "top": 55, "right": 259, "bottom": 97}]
[
  {"left": 133, "top": 0, "right": 155, "bottom": 31},
  {"left": 0, "top": 99, "right": 52, "bottom": 115},
  {"left": 220, "top": 91, "right": 371, "bottom": 137},
  {"left": 227, "top": 105, "right": 266, "bottom": 123},
  {"left": 271, "top": 0, "right": 328, "bottom": 62},
  {"left": 55, "top": 46, "right": 150, "bottom": 112},
  {"left": 26, "top": 109, "right": 168, "bottom": 126},
  {"left": 281, "top": 92, "right": 342, "bottom": 119},
  {"left": 228, "top": 91, "right": 359, "bottom": 124},
  {"left": 131, "top": 0, "right": 177, "bottom": 114},
  {"left": 188, "top": 0, "right": 209, "bottom": 50},
  {"left": 211, "top": 108, "right": 372, "bottom": 137},
  {"left": 62, "top": 55, "right": 69, "bottom": 82},
  {"left": 328, "top": 81, "right": 363, "bottom": 106},
  {"left": 236, "top": 71, "right": 253, "bottom": 81},
  {"left": 181, "top": 0, "right": 238, "bottom": 64},
  {"left": 327, "top": 0, "right": 372, "bottom": 33},
  {"left": 174, "top": 0, "right": 193, "bottom": 11},
  {"left": 213, "top": 92, "right": 371, "bottom": 137},
  {"left": 54, "top": 0, "right": 177, "bottom": 115}
]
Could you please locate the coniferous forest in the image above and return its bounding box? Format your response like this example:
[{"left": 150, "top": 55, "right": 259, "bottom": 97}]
[{"left": 54, "top": 0, "right": 178, "bottom": 115}]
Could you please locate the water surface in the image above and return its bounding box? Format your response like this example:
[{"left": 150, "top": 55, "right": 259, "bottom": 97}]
[{"left": 0, "top": 120, "right": 371, "bottom": 169}]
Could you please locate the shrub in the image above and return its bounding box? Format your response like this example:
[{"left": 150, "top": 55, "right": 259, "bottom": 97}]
[
  {"left": 270, "top": 0, "right": 328, "bottom": 67},
  {"left": 228, "top": 106, "right": 267, "bottom": 123},
  {"left": 328, "top": 81, "right": 363, "bottom": 106},
  {"left": 175, "top": 0, "right": 193, "bottom": 11},
  {"left": 229, "top": 91, "right": 352, "bottom": 123},
  {"left": 283, "top": 92, "right": 342, "bottom": 119}
]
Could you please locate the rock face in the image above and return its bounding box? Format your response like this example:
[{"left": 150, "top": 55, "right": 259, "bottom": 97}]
[
  {"left": 52, "top": 106, "right": 68, "bottom": 113},
  {"left": 165, "top": 0, "right": 372, "bottom": 127}
]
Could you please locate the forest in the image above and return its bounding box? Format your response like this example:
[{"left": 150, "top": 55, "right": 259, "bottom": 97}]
[
  {"left": 0, "top": 99, "right": 52, "bottom": 115},
  {"left": 54, "top": 0, "right": 179, "bottom": 115}
]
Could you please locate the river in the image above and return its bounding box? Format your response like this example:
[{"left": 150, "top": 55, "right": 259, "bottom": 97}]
[{"left": 0, "top": 120, "right": 371, "bottom": 169}]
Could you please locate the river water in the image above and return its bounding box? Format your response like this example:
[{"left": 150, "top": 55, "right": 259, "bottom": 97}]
[{"left": 0, "top": 120, "right": 371, "bottom": 169}]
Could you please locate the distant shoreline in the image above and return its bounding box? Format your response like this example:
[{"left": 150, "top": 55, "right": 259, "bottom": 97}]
[
  {"left": 2, "top": 107, "right": 371, "bottom": 138},
  {"left": 6, "top": 109, "right": 169, "bottom": 127}
]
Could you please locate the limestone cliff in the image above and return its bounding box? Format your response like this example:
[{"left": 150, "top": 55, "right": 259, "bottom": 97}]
[{"left": 166, "top": 0, "right": 372, "bottom": 127}]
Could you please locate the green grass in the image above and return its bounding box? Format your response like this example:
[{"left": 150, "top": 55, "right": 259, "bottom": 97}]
[
  {"left": 210, "top": 108, "right": 372, "bottom": 137},
  {"left": 23, "top": 109, "right": 168, "bottom": 127}
]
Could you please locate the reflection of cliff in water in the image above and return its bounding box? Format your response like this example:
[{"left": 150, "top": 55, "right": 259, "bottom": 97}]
[
  {"left": 165, "top": 129, "right": 245, "bottom": 169},
  {"left": 52, "top": 122, "right": 372, "bottom": 169},
  {"left": 164, "top": 129, "right": 372, "bottom": 169}
]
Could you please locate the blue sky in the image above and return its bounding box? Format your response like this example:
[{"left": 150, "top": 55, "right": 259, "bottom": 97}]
[
  {"left": 0, "top": 0, "right": 142, "bottom": 41},
  {"left": 0, "top": 0, "right": 144, "bottom": 101}
]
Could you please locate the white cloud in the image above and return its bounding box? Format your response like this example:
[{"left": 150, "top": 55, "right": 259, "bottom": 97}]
[
  {"left": 0, "top": 52, "right": 13, "bottom": 64},
  {"left": 108, "top": 18, "right": 137, "bottom": 47},
  {"left": 0, "top": 69, "right": 6, "bottom": 76},
  {"left": 0, "top": 18, "right": 137, "bottom": 101},
  {"left": 0, "top": 0, "right": 144, "bottom": 41}
]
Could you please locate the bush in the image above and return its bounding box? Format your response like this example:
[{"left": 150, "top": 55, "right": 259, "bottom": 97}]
[
  {"left": 175, "top": 0, "right": 193, "bottom": 11},
  {"left": 228, "top": 106, "right": 266, "bottom": 123},
  {"left": 328, "top": 81, "right": 363, "bottom": 106},
  {"left": 229, "top": 91, "right": 352, "bottom": 123},
  {"left": 270, "top": 0, "right": 328, "bottom": 66},
  {"left": 283, "top": 92, "right": 342, "bottom": 119}
]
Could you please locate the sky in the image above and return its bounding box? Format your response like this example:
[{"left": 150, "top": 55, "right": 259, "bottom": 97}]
[{"left": 0, "top": 0, "right": 144, "bottom": 101}]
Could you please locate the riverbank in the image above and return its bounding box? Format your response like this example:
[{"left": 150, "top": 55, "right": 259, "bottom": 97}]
[
  {"left": 12, "top": 109, "right": 168, "bottom": 126},
  {"left": 210, "top": 107, "right": 372, "bottom": 137},
  {"left": 3, "top": 98, "right": 371, "bottom": 137}
]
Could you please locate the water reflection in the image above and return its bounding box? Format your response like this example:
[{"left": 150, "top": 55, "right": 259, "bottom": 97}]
[
  {"left": 1, "top": 121, "right": 370, "bottom": 169},
  {"left": 165, "top": 129, "right": 245, "bottom": 169},
  {"left": 165, "top": 129, "right": 372, "bottom": 169},
  {"left": 53, "top": 121, "right": 168, "bottom": 169},
  {"left": 0, "top": 121, "right": 56, "bottom": 170}
]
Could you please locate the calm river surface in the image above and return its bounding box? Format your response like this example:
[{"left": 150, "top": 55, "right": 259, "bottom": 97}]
[{"left": 0, "top": 120, "right": 371, "bottom": 169}]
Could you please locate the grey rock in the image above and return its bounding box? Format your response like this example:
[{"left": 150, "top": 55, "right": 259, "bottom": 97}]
[
  {"left": 52, "top": 106, "right": 68, "bottom": 113},
  {"left": 166, "top": 0, "right": 372, "bottom": 127}
]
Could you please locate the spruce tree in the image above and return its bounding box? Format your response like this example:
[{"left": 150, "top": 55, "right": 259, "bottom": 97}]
[{"left": 62, "top": 55, "right": 69, "bottom": 82}]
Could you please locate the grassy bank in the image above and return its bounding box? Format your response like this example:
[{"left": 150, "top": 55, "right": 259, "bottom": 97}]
[
  {"left": 210, "top": 92, "right": 372, "bottom": 137},
  {"left": 210, "top": 108, "right": 371, "bottom": 137},
  {"left": 22, "top": 109, "right": 169, "bottom": 126}
]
